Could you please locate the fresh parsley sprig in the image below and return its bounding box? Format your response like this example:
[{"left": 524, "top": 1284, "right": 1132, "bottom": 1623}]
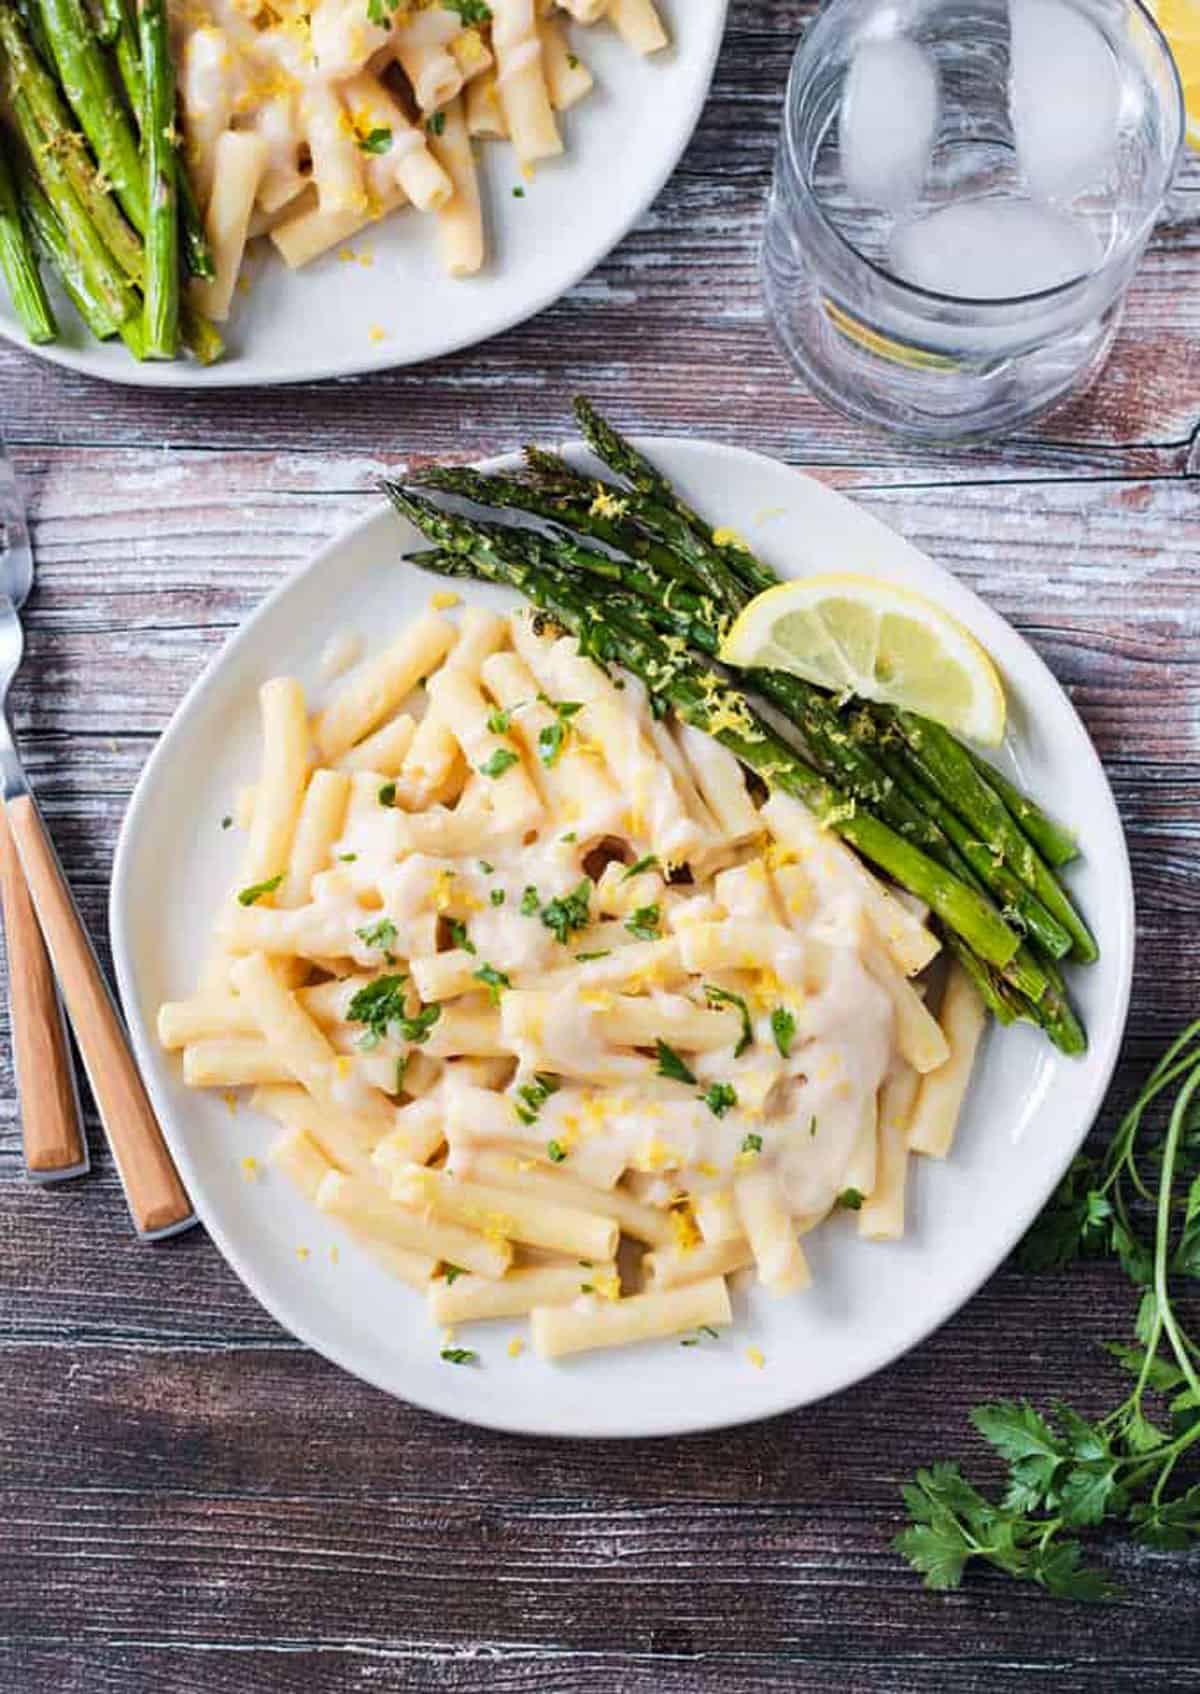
[{"left": 896, "top": 1020, "right": 1200, "bottom": 1602}]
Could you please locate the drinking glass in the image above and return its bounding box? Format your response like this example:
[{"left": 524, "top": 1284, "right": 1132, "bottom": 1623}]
[{"left": 760, "top": 0, "right": 1186, "bottom": 442}]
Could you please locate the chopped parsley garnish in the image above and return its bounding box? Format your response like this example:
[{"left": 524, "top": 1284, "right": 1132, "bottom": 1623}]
[
  {"left": 561, "top": 831, "right": 576, "bottom": 843},
  {"left": 237, "top": 872, "right": 283, "bottom": 907},
  {"left": 540, "top": 878, "right": 591, "bottom": 944},
  {"left": 440, "top": 1346, "right": 478, "bottom": 1365},
  {"left": 394, "top": 1053, "right": 410, "bottom": 1094},
  {"left": 356, "top": 917, "right": 398, "bottom": 960},
  {"left": 703, "top": 1082, "right": 738, "bottom": 1119},
  {"left": 345, "top": 973, "right": 408, "bottom": 1048},
  {"left": 809, "top": 1115, "right": 819, "bottom": 1138},
  {"left": 622, "top": 854, "right": 659, "bottom": 881},
  {"left": 398, "top": 1001, "right": 441, "bottom": 1045},
  {"left": 221, "top": 814, "right": 233, "bottom": 830},
  {"left": 479, "top": 748, "right": 519, "bottom": 779},
  {"left": 566, "top": 51, "right": 580, "bottom": 68},
  {"left": 538, "top": 721, "right": 566, "bottom": 767},
  {"left": 426, "top": 110, "right": 446, "bottom": 136},
  {"left": 486, "top": 706, "right": 513, "bottom": 734},
  {"left": 367, "top": 0, "right": 399, "bottom": 23},
  {"left": 740, "top": 1132, "right": 763, "bottom": 1155},
  {"left": 447, "top": 917, "right": 476, "bottom": 954},
  {"left": 490, "top": 888, "right": 506, "bottom": 907},
  {"left": 357, "top": 126, "right": 393, "bottom": 155},
  {"left": 442, "top": 1264, "right": 465, "bottom": 1285},
  {"left": 575, "top": 950, "right": 610, "bottom": 962},
  {"left": 339, "top": 852, "right": 358, "bottom": 863},
  {"left": 514, "top": 1071, "right": 560, "bottom": 1125},
  {"left": 546, "top": 1139, "right": 567, "bottom": 1164},
  {"left": 837, "top": 1187, "right": 864, "bottom": 1211},
  {"left": 680, "top": 1323, "right": 720, "bottom": 1347},
  {"left": 473, "top": 962, "right": 511, "bottom": 1004},
  {"left": 535, "top": 698, "right": 581, "bottom": 768},
  {"left": 512, "top": 186, "right": 525, "bottom": 199},
  {"left": 378, "top": 781, "right": 397, "bottom": 807},
  {"left": 477, "top": 859, "right": 494, "bottom": 874},
  {"left": 771, "top": 1005, "right": 796, "bottom": 1058},
  {"left": 655, "top": 1040, "right": 696, "bottom": 1085},
  {"left": 625, "top": 903, "right": 661, "bottom": 942},
  {"left": 705, "top": 985, "right": 753, "bottom": 1056},
  {"left": 520, "top": 884, "right": 540, "bottom": 916},
  {"left": 442, "top": 0, "right": 491, "bottom": 21}
]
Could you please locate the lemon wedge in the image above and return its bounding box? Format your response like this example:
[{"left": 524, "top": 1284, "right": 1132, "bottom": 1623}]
[
  {"left": 719, "top": 573, "right": 1006, "bottom": 745},
  {"left": 1150, "top": 0, "right": 1200, "bottom": 148}
]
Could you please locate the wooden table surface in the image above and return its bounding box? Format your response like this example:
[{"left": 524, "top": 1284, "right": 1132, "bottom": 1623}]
[{"left": 4, "top": 6, "right": 1200, "bottom": 1689}]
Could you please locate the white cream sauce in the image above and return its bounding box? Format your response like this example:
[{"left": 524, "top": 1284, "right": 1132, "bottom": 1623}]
[{"left": 293, "top": 624, "right": 898, "bottom": 1225}]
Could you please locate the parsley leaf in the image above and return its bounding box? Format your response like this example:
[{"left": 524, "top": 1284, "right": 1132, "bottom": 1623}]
[
  {"left": 540, "top": 878, "right": 591, "bottom": 944},
  {"left": 655, "top": 1040, "right": 696, "bottom": 1085},
  {"left": 477, "top": 859, "right": 494, "bottom": 874},
  {"left": 378, "top": 781, "right": 397, "bottom": 807},
  {"left": 546, "top": 1139, "right": 567, "bottom": 1163},
  {"left": 426, "top": 110, "right": 446, "bottom": 136},
  {"left": 705, "top": 985, "right": 753, "bottom": 1056},
  {"left": 473, "top": 962, "right": 511, "bottom": 1005},
  {"left": 575, "top": 950, "right": 610, "bottom": 962},
  {"left": 357, "top": 126, "right": 393, "bottom": 155},
  {"left": 355, "top": 916, "right": 398, "bottom": 959},
  {"left": 490, "top": 888, "right": 506, "bottom": 907},
  {"left": 440, "top": 1346, "right": 478, "bottom": 1365},
  {"left": 534, "top": 697, "right": 582, "bottom": 768},
  {"left": 479, "top": 748, "right": 519, "bottom": 779},
  {"left": 624, "top": 903, "right": 660, "bottom": 942},
  {"left": 442, "top": 1264, "right": 465, "bottom": 1285},
  {"left": 702, "top": 1082, "right": 738, "bottom": 1118},
  {"left": 538, "top": 720, "right": 566, "bottom": 767},
  {"left": 442, "top": 0, "right": 491, "bottom": 21},
  {"left": 345, "top": 973, "right": 408, "bottom": 1048},
  {"left": 622, "top": 854, "right": 659, "bottom": 881},
  {"left": 740, "top": 1132, "right": 762, "bottom": 1155},
  {"left": 397, "top": 1001, "right": 441, "bottom": 1045},
  {"left": 770, "top": 1005, "right": 796, "bottom": 1058},
  {"left": 514, "top": 1072, "right": 559, "bottom": 1125},
  {"left": 520, "top": 884, "right": 540, "bottom": 916},
  {"left": 237, "top": 872, "right": 283, "bottom": 907},
  {"left": 486, "top": 706, "right": 513, "bottom": 734},
  {"left": 221, "top": 814, "right": 233, "bottom": 830},
  {"left": 836, "top": 1188, "right": 864, "bottom": 1211},
  {"left": 446, "top": 917, "right": 476, "bottom": 955}
]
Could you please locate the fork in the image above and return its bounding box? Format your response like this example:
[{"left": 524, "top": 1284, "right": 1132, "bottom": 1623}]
[{"left": 0, "top": 442, "right": 195, "bottom": 1237}]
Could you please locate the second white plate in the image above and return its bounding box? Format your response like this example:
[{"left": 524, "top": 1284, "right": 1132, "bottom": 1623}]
[
  {"left": 0, "top": 1, "right": 726, "bottom": 387},
  {"left": 110, "top": 437, "right": 1134, "bottom": 1436}
]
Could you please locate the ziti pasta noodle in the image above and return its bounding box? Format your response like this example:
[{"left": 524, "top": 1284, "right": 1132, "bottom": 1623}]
[
  {"left": 173, "top": 0, "right": 674, "bottom": 304},
  {"left": 162, "top": 600, "right": 989, "bottom": 1361}
]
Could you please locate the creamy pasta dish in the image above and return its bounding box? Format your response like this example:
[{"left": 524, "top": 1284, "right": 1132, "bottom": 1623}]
[
  {"left": 173, "top": 0, "right": 670, "bottom": 322},
  {"left": 158, "top": 599, "right": 985, "bottom": 1361}
]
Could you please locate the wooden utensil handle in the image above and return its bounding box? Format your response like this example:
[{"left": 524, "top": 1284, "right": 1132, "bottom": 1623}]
[
  {"left": 5, "top": 791, "right": 194, "bottom": 1237},
  {"left": 0, "top": 801, "right": 86, "bottom": 1178}
]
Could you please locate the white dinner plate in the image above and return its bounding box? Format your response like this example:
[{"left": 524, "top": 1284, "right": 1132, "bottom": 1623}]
[
  {"left": 0, "top": 2, "right": 725, "bottom": 388},
  {"left": 110, "top": 438, "right": 1134, "bottom": 1437}
]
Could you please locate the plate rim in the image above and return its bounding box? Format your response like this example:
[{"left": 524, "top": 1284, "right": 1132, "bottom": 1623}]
[
  {"left": 109, "top": 436, "right": 1135, "bottom": 1438},
  {"left": 0, "top": 3, "right": 728, "bottom": 390}
]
